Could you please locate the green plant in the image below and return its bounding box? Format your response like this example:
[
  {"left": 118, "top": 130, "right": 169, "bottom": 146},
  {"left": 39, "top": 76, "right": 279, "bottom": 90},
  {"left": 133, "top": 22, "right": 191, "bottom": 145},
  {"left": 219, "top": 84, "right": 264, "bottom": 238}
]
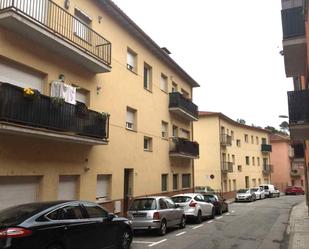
[
  {"left": 51, "top": 97, "right": 65, "bottom": 107},
  {"left": 98, "top": 112, "right": 109, "bottom": 120}
]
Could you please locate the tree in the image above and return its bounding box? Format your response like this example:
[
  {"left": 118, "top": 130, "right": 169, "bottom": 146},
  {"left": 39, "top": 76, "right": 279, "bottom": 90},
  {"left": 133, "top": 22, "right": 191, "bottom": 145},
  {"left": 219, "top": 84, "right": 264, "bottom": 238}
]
[
  {"left": 279, "top": 121, "right": 289, "bottom": 133},
  {"left": 237, "top": 119, "right": 246, "bottom": 124}
]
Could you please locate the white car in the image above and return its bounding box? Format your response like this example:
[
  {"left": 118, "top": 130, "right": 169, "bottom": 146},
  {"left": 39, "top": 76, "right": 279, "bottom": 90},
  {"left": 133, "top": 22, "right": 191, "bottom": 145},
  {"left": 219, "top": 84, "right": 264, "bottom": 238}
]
[
  {"left": 235, "top": 188, "right": 256, "bottom": 202},
  {"left": 259, "top": 184, "right": 280, "bottom": 198},
  {"left": 172, "top": 193, "right": 215, "bottom": 223},
  {"left": 251, "top": 187, "right": 265, "bottom": 200}
]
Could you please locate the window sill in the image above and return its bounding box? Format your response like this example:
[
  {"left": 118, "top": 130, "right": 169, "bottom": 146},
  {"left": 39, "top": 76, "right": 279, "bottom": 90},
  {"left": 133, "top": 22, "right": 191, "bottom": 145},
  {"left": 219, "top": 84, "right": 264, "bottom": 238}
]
[
  {"left": 161, "top": 137, "right": 169, "bottom": 141},
  {"left": 126, "top": 128, "right": 137, "bottom": 133},
  {"left": 96, "top": 198, "right": 111, "bottom": 204},
  {"left": 160, "top": 89, "right": 168, "bottom": 94},
  {"left": 144, "top": 88, "right": 153, "bottom": 93},
  {"left": 127, "top": 68, "right": 138, "bottom": 75},
  {"left": 144, "top": 149, "right": 153, "bottom": 152}
]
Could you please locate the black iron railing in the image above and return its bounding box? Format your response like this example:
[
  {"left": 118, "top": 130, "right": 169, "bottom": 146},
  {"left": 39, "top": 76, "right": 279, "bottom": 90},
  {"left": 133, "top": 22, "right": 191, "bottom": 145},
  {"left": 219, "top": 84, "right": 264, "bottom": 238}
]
[
  {"left": 170, "top": 137, "right": 199, "bottom": 158},
  {"left": 0, "top": 0, "right": 111, "bottom": 65},
  {"left": 261, "top": 144, "right": 272, "bottom": 153},
  {"left": 288, "top": 89, "right": 309, "bottom": 124},
  {"left": 293, "top": 143, "right": 305, "bottom": 158},
  {"left": 281, "top": 7, "right": 305, "bottom": 39},
  {"left": 221, "top": 162, "right": 233, "bottom": 173},
  {"left": 169, "top": 92, "right": 198, "bottom": 119},
  {"left": 263, "top": 164, "right": 273, "bottom": 174},
  {"left": 0, "top": 82, "right": 109, "bottom": 140},
  {"left": 220, "top": 134, "right": 232, "bottom": 146}
]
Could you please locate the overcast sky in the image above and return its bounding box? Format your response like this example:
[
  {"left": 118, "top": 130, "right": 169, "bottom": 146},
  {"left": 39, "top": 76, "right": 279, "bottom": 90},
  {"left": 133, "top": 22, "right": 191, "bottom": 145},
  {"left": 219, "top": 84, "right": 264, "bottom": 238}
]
[{"left": 113, "top": 0, "right": 292, "bottom": 129}]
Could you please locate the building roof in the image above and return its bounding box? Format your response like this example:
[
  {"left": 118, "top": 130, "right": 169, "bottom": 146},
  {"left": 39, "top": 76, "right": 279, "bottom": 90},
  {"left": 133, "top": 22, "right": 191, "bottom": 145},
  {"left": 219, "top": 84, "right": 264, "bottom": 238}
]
[
  {"left": 98, "top": 0, "right": 200, "bottom": 88},
  {"left": 199, "top": 111, "right": 271, "bottom": 134},
  {"left": 270, "top": 133, "right": 290, "bottom": 142}
]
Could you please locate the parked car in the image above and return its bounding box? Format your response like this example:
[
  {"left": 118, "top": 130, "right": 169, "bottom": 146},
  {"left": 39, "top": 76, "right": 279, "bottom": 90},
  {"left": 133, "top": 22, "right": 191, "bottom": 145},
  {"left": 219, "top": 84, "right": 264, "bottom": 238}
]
[
  {"left": 172, "top": 193, "right": 215, "bottom": 223},
  {"left": 251, "top": 187, "right": 265, "bottom": 200},
  {"left": 202, "top": 193, "right": 228, "bottom": 215},
  {"left": 235, "top": 188, "right": 256, "bottom": 202},
  {"left": 259, "top": 184, "right": 280, "bottom": 198},
  {"left": 285, "top": 186, "right": 305, "bottom": 195},
  {"left": 194, "top": 186, "right": 215, "bottom": 193},
  {"left": 127, "top": 196, "right": 185, "bottom": 236},
  {"left": 0, "top": 201, "right": 132, "bottom": 249}
]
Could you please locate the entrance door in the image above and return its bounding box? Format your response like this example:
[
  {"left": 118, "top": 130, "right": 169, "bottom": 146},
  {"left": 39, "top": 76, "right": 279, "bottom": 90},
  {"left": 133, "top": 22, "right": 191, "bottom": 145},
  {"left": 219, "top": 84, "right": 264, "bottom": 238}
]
[{"left": 123, "top": 169, "right": 133, "bottom": 214}]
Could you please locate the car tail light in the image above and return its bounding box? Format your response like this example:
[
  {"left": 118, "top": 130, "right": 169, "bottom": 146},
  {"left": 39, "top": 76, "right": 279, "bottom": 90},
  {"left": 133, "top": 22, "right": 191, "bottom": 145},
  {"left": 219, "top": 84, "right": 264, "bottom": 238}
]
[
  {"left": 189, "top": 201, "right": 197, "bottom": 207},
  {"left": 0, "top": 228, "right": 32, "bottom": 239},
  {"left": 153, "top": 212, "right": 160, "bottom": 220}
]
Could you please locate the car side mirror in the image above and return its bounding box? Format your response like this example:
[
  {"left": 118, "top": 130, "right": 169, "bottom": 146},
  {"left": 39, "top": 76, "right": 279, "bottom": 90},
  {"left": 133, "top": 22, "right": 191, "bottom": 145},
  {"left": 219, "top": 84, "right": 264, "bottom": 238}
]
[{"left": 105, "top": 213, "right": 115, "bottom": 222}]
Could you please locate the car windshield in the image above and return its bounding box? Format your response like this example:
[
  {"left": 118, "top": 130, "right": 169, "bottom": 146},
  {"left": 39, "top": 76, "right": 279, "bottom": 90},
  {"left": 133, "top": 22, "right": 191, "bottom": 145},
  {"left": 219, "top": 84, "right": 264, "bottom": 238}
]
[
  {"left": 203, "top": 195, "right": 217, "bottom": 202},
  {"left": 172, "top": 196, "right": 192, "bottom": 203},
  {"left": 0, "top": 203, "right": 53, "bottom": 226},
  {"left": 129, "top": 198, "right": 157, "bottom": 211},
  {"left": 237, "top": 189, "right": 250, "bottom": 193}
]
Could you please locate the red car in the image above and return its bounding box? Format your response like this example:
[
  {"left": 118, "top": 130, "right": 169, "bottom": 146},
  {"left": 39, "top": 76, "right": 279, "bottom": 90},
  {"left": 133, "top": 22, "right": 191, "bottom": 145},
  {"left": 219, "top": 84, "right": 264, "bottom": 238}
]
[{"left": 285, "top": 186, "right": 305, "bottom": 195}]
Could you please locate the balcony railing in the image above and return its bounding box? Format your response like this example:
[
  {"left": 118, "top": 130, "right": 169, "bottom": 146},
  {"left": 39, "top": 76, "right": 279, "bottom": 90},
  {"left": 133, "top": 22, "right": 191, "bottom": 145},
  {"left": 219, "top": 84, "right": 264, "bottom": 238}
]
[
  {"left": 281, "top": 7, "right": 305, "bottom": 39},
  {"left": 169, "top": 137, "right": 199, "bottom": 159},
  {"left": 288, "top": 89, "right": 309, "bottom": 125},
  {"left": 169, "top": 92, "right": 198, "bottom": 121},
  {"left": 221, "top": 162, "right": 233, "bottom": 173},
  {"left": 290, "top": 168, "right": 304, "bottom": 177},
  {"left": 263, "top": 164, "right": 273, "bottom": 174},
  {"left": 0, "top": 82, "right": 109, "bottom": 141},
  {"left": 220, "top": 134, "right": 232, "bottom": 146},
  {"left": 261, "top": 144, "right": 272, "bottom": 153},
  {"left": 0, "top": 0, "right": 111, "bottom": 67}
]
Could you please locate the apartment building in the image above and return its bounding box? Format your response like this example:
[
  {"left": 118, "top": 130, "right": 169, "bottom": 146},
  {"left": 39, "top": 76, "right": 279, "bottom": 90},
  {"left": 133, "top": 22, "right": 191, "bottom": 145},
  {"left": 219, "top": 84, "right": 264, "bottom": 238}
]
[
  {"left": 194, "top": 112, "right": 271, "bottom": 193},
  {"left": 280, "top": 0, "right": 309, "bottom": 197},
  {"left": 0, "top": 0, "right": 199, "bottom": 213},
  {"left": 270, "top": 134, "right": 305, "bottom": 192}
]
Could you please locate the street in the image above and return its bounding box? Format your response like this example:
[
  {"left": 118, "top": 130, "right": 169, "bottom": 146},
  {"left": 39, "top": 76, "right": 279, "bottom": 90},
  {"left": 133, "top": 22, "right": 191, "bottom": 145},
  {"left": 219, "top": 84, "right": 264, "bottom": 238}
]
[{"left": 131, "top": 195, "right": 304, "bottom": 249}]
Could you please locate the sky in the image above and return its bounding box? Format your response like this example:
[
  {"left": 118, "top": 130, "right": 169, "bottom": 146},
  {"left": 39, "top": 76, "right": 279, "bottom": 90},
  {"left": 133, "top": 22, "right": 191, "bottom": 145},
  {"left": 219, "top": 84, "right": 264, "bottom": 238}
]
[{"left": 113, "top": 0, "right": 292, "bottom": 129}]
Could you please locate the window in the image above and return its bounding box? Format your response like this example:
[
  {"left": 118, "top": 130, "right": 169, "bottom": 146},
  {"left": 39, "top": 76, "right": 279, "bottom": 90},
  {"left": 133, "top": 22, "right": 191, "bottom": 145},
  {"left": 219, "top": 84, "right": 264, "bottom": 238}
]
[
  {"left": 172, "top": 82, "right": 178, "bottom": 92},
  {"left": 233, "top": 180, "right": 237, "bottom": 190},
  {"left": 74, "top": 8, "right": 92, "bottom": 43},
  {"left": 165, "top": 198, "right": 176, "bottom": 208},
  {"left": 159, "top": 198, "right": 168, "bottom": 209},
  {"left": 257, "top": 157, "right": 260, "bottom": 166},
  {"left": 231, "top": 131, "right": 234, "bottom": 140},
  {"left": 182, "top": 174, "right": 191, "bottom": 189},
  {"left": 245, "top": 156, "right": 250, "bottom": 165},
  {"left": 47, "top": 205, "right": 84, "bottom": 220},
  {"left": 84, "top": 203, "right": 108, "bottom": 218},
  {"left": 172, "top": 125, "right": 178, "bottom": 137},
  {"left": 244, "top": 134, "right": 248, "bottom": 143},
  {"left": 173, "top": 174, "right": 178, "bottom": 190},
  {"left": 160, "top": 74, "right": 168, "bottom": 92},
  {"left": 96, "top": 175, "right": 111, "bottom": 202},
  {"left": 181, "top": 89, "right": 190, "bottom": 99},
  {"left": 236, "top": 139, "right": 241, "bottom": 147},
  {"left": 229, "top": 180, "right": 232, "bottom": 191},
  {"left": 238, "top": 165, "right": 242, "bottom": 172},
  {"left": 144, "top": 137, "right": 152, "bottom": 151},
  {"left": 252, "top": 157, "right": 255, "bottom": 166},
  {"left": 227, "top": 129, "right": 230, "bottom": 135},
  {"left": 161, "top": 121, "right": 168, "bottom": 139},
  {"left": 126, "top": 107, "right": 136, "bottom": 131},
  {"left": 180, "top": 128, "right": 190, "bottom": 139},
  {"left": 127, "top": 48, "right": 137, "bottom": 73},
  {"left": 251, "top": 136, "right": 254, "bottom": 144},
  {"left": 143, "top": 63, "right": 152, "bottom": 91},
  {"left": 232, "top": 155, "right": 235, "bottom": 164},
  {"left": 262, "top": 138, "right": 267, "bottom": 144},
  {"left": 256, "top": 136, "right": 259, "bottom": 145},
  {"left": 258, "top": 179, "right": 261, "bottom": 185},
  {"left": 161, "top": 174, "right": 168, "bottom": 192}
]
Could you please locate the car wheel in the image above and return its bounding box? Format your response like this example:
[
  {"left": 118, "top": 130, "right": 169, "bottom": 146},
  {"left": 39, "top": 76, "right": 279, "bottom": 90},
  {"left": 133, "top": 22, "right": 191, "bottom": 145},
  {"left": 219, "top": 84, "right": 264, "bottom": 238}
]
[
  {"left": 196, "top": 210, "right": 202, "bottom": 224},
  {"left": 46, "top": 244, "right": 63, "bottom": 249},
  {"left": 118, "top": 228, "right": 132, "bottom": 249},
  {"left": 225, "top": 205, "right": 229, "bottom": 213},
  {"left": 179, "top": 216, "right": 186, "bottom": 229},
  {"left": 210, "top": 208, "right": 215, "bottom": 219},
  {"left": 158, "top": 220, "right": 167, "bottom": 236}
]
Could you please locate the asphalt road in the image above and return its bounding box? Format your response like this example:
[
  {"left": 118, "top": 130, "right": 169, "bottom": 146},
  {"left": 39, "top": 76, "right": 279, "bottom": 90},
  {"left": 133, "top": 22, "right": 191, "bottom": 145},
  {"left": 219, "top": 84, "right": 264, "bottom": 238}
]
[{"left": 131, "top": 195, "right": 304, "bottom": 249}]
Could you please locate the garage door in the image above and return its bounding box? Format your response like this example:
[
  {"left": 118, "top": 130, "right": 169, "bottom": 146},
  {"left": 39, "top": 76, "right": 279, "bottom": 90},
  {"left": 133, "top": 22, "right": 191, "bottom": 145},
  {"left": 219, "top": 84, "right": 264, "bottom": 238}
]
[
  {"left": 0, "top": 59, "right": 44, "bottom": 92},
  {"left": 58, "top": 175, "right": 78, "bottom": 200},
  {"left": 0, "top": 176, "right": 40, "bottom": 210}
]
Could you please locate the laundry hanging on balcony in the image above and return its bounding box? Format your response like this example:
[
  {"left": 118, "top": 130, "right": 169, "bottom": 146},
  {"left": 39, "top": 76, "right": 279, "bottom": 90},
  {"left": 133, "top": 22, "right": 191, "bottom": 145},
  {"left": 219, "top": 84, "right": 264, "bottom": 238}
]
[{"left": 51, "top": 81, "right": 76, "bottom": 105}]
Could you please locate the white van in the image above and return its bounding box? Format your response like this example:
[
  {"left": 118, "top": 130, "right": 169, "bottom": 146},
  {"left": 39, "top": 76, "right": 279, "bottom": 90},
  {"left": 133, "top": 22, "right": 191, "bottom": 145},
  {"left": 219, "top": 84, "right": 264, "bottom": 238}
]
[{"left": 259, "top": 184, "right": 280, "bottom": 198}]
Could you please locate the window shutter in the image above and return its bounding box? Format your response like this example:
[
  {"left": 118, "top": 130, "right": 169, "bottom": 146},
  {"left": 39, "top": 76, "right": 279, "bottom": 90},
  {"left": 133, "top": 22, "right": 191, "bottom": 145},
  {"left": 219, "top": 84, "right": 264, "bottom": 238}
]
[
  {"left": 127, "top": 110, "right": 134, "bottom": 123},
  {"left": 96, "top": 175, "right": 109, "bottom": 199},
  {"left": 127, "top": 52, "right": 135, "bottom": 67}
]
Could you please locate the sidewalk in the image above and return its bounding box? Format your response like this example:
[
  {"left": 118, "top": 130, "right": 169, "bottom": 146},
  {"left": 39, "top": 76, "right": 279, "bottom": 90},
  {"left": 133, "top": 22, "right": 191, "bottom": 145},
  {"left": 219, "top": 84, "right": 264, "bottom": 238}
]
[{"left": 287, "top": 201, "right": 309, "bottom": 249}]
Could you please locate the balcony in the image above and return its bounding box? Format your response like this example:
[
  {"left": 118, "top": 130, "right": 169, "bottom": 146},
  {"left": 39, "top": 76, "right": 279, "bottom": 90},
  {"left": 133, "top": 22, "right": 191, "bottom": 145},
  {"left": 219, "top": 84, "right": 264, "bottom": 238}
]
[
  {"left": 0, "top": 82, "right": 109, "bottom": 145},
  {"left": 261, "top": 144, "right": 272, "bottom": 153},
  {"left": 169, "top": 137, "right": 199, "bottom": 159},
  {"left": 169, "top": 92, "right": 198, "bottom": 121},
  {"left": 0, "top": 0, "right": 111, "bottom": 73},
  {"left": 220, "top": 134, "right": 232, "bottom": 147},
  {"left": 221, "top": 162, "right": 233, "bottom": 173},
  {"left": 288, "top": 90, "right": 309, "bottom": 139},
  {"left": 263, "top": 164, "right": 273, "bottom": 175},
  {"left": 281, "top": 5, "right": 306, "bottom": 77}
]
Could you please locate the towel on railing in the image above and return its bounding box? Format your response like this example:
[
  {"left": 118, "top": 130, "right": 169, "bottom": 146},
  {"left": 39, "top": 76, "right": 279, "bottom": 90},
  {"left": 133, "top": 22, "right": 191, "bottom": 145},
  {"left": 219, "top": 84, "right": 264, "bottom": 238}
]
[{"left": 51, "top": 80, "right": 76, "bottom": 105}]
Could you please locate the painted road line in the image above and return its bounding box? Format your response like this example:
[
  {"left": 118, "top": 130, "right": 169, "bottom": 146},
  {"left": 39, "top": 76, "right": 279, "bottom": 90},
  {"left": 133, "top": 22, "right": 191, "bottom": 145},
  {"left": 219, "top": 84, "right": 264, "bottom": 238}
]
[
  {"left": 148, "top": 239, "right": 167, "bottom": 247},
  {"left": 225, "top": 212, "right": 230, "bottom": 216},
  {"left": 231, "top": 210, "right": 235, "bottom": 213},
  {"left": 207, "top": 220, "right": 214, "bottom": 224},
  {"left": 176, "top": 231, "right": 186, "bottom": 237},
  {"left": 215, "top": 216, "right": 223, "bottom": 220},
  {"left": 133, "top": 241, "right": 154, "bottom": 244},
  {"left": 192, "top": 224, "right": 204, "bottom": 230}
]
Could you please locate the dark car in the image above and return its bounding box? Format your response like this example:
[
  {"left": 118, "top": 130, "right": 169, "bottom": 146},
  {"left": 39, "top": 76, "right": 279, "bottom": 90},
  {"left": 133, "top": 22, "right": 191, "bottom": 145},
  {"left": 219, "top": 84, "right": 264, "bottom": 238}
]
[
  {"left": 0, "top": 201, "right": 132, "bottom": 249},
  {"left": 203, "top": 193, "right": 228, "bottom": 215},
  {"left": 285, "top": 186, "right": 305, "bottom": 195}
]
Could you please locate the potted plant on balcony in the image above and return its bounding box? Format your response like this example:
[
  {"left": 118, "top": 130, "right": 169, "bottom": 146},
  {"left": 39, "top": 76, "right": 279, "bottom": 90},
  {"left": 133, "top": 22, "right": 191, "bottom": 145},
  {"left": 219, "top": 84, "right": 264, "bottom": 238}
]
[
  {"left": 75, "top": 102, "right": 89, "bottom": 117},
  {"left": 23, "top": 88, "right": 40, "bottom": 100},
  {"left": 97, "top": 112, "right": 109, "bottom": 121},
  {"left": 51, "top": 96, "right": 65, "bottom": 108}
]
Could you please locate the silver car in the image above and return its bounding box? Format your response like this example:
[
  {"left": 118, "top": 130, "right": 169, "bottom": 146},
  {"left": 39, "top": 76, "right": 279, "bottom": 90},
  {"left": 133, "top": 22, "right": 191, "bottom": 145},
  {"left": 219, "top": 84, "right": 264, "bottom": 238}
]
[
  {"left": 172, "top": 193, "right": 215, "bottom": 223},
  {"left": 251, "top": 187, "right": 265, "bottom": 200},
  {"left": 127, "top": 196, "right": 186, "bottom": 236}
]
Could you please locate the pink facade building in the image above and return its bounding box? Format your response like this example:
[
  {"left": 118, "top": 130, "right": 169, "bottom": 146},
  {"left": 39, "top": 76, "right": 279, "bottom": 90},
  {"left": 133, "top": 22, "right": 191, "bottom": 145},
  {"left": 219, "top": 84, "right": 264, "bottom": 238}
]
[{"left": 270, "top": 134, "right": 305, "bottom": 192}]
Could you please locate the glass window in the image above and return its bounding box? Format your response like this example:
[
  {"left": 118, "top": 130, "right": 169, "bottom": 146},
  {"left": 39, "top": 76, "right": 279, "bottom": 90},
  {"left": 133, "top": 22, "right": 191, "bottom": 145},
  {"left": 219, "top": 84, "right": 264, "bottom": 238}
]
[
  {"left": 164, "top": 198, "right": 176, "bottom": 209},
  {"left": 127, "top": 49, "right": 137, "bottom": 72},
  {"left": 172, "top": 82, "right": 178, "bottom": 92},
  {"left": 245, "top": 156, "right": 250, "bottom": 165},
  {"left": 182, "top": 174, "right": 191, "bottom": 189},
  {"left": 159, "top": 199, "right": 168, "bottom": 209},
  {"left": 244, "top": 134, "right": 248, "bottom": 143},
  {"left": 126, "top": 107, "right": 136, "bottom": 130},
  {"left": 47, "top": 205, "right": 84, "bottom": 220},
  {"left": 129, "top": 198, "right": 157, "bottom": 211},
  {"left": 172, "top": 125, "right": 178, "bottom": 137},
  {"left": 143, "top": 63, "right": 152, "bottom": 91},
  {"left": 74, "top": 8, "right": 92, "bottom": 43},
  {"left": 161, "top": 121, "right": 168, "bottom": 139},
  {"left": 160, "top": 74, "right": 168, "bottom": 92},
  {"left": 144, "top": 137, "right": 152, "bottom": 151},
  {"left": 84, "top": 204, "right": 108, "bottom": 218},
  {"left": 173, "top": 174, "right": 178, "bottom": 190},
  {"left": 161, "top": 174, "right": 168, "bottom": 191},
  {"left": 236, "top": 139, "right": 241, "bottom": 147}
]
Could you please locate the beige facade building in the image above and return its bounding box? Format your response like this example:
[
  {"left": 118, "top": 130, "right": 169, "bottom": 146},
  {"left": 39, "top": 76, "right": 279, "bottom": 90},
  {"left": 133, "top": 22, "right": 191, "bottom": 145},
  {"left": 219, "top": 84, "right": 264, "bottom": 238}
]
[
  {"left": 194, "top": 112, "right": 272, "bottom": 193},
  {"left": 0, "top": 0, "right": 199, "bottom": 213}
]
